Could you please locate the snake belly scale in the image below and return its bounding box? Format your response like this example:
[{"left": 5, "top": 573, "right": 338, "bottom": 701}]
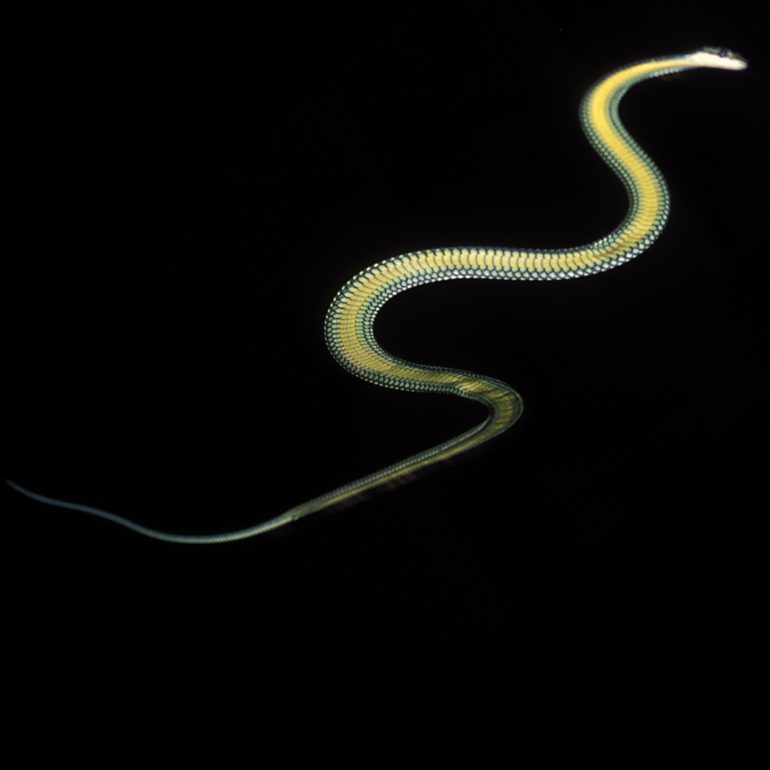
[{"left": 6, "top": 47, "right": 747, "bottom": 542}]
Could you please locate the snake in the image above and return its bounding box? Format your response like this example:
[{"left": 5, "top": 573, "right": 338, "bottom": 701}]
[{"left": 7, "top": 46, "right": 747, "bottom": 543}]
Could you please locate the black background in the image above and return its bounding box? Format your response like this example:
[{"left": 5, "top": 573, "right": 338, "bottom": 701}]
[{"left": 8, "top": 0, "right": 768, "bottom": 647}]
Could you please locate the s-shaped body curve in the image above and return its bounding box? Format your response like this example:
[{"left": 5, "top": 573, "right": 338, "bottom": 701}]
[{"left": 7, "top": 46, "right": 748, "bottom": 542}]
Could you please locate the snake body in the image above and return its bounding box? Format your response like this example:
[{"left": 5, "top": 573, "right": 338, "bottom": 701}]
[{"left": 7, "top": 47, "right": 747, "bottom": 542}]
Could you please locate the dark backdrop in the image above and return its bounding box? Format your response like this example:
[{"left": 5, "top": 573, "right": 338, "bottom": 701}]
[{"left": 8, "top": 0, "right": 768, "bottom": 646}]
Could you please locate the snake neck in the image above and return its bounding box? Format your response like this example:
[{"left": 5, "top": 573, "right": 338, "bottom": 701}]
[{"left": 580, "top": 56, "right": 696, "bottom": 262}]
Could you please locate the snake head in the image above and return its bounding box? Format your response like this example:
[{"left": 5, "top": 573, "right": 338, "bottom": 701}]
[{"left": 690, "top": 46, "right": 748, "bottom": 70}]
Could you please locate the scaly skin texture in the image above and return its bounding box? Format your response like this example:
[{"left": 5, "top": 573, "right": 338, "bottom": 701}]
[{"left": 7, "top": 48, "right": 747, "bottom": 542}]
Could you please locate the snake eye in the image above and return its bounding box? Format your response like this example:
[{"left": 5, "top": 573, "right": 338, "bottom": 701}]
[{"left": 719, "top": 48, "right": 729, "bottom": 57}]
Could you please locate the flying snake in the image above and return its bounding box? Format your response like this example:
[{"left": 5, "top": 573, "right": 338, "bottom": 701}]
[{"left": 7, "top": 46, "right": 748, "bottom": 542}]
